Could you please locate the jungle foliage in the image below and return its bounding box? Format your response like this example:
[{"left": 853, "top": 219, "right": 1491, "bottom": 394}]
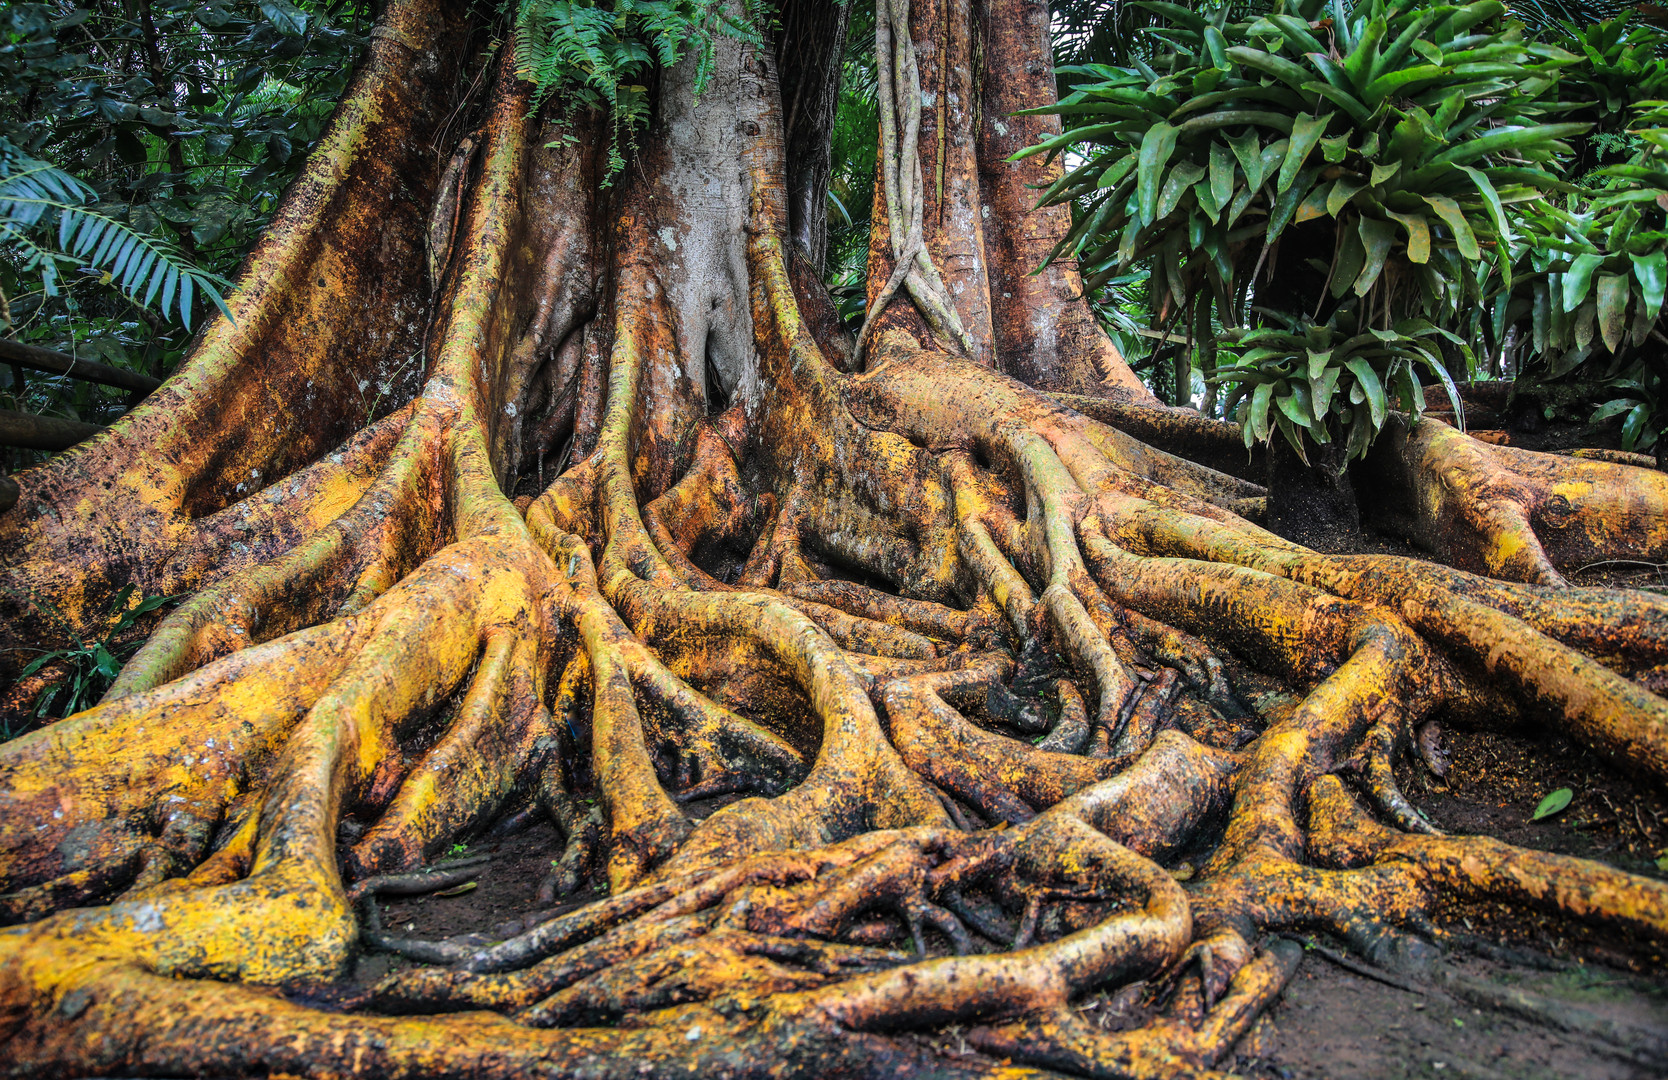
[
  {"left": 1028, "top": 0, "right": 1668, "bottom": 461},
  {"left": 511, "top": 0, "right": 762, "bottom": 176},
  {"left": 0, "top": 0, "right": 371, "bottom": 438}
]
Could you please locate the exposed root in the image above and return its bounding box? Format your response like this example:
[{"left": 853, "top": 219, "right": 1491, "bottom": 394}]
[{"left": 2, "top": 0, "right": 1667, "bottom": 1074}]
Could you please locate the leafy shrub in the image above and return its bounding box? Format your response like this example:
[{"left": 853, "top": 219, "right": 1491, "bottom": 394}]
[
  {"left": 11, "top": 586, "right": 176, "bottom": 736},
  {"left": 1, "top": 0, "right": 371, "bottom": 438},
  {"left": 1020, "top": 0, "right": 1594, "bottom": 457}
]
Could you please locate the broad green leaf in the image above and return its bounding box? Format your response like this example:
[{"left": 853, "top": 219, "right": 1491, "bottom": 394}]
[
  {"left": 1531, "top": 787, "right": 1572, "bottom": 821},
  {"left": 1623, "top": 402, "right": 1652, "bottom": 451},
  {"left": 1295, "top": 181, "right": 1333, "bottom": 223},
  {"left": 1421, "top": 194, "right": 1480, "bottom": 260},
  {"left": 1137, "top": 121, "right": 1180, "bottom": 226},
  {"left": 1631, "top": 249, "right": 1668, "bottom": 319},
  {"left": 93, "top": 643, "right": 121, "bottom": 681},
  {"left": 1158, "top": 162, "right": 1207, "bottom": 220},
  {"left": 1344, "top": 356, "right": 1387, "bottom": 429},
  {"left": 1227, "top": 46, "right": 1314, "bottom": 91},
  {"left": 1268, "top": 166, "right": 1317, "bottom": 242},
  {"left": 1363, "top": 64, "right": 1449, "bottom": 106},
  {"left": 1386, "top": 210, "right": 1431, "bottom": 264},
  {"left": 1278, "top": 112, "right": 1331, "bottom": 195},
  {"left": 1563, "top": 252, "right": 1604, "bottom": 311},
  {"left": 1332, "top": 226, "right": 1367, "bottom": 299},
  {"left": 1193, "top": 179, "right": 1221, "bottom": 224},
  {"left": 1591, "top": 398, "right": 1642, "bottom": 423},
  {"left": 260, "top": 0, "right": 308, "bottom": 36},
  {"left": 1429, "top": 123, "right": 1591, "bottom": 169},
  {"left": 1342, "top": 16, "right": 1388, "bottom": 91},
  {"left": 1204, "top": 24, "right": 1231, "bottom": 68},
  {"left": 1273, "top": 410, "right": 1310, "bottom": 462},
  {"left": 1354, "top": 216, "right": 1398, "bottom": 295},
  {"left": 1277, "top": 383, "right": 1315, "bottom": 428},
  {"left": 1458, "top": 163, "right": 1512, "bottom": 286},
  {"left": 1210, "top": 141, "right": 1236, "bottom": 209},
  {"left": 1596, "top": 273, "right": 1630, "bottom": 354},
  {"left": 1249, "top": 381, "right": 1275, "bottom": 443},
  {"left": 1311, "top": 363, "right": 1342, "bottom": 419},
  {"left": 1327, "top": 178, "right": 1366, "bottom": 216},
  {"left": 1227, "top": 129, "right": 1265, "bottom": 190},
  {"left": 1370, "top": 161, "right": 1400, "bottom": 187},
  {"left": 1302, "top": 81, "right": 1374, "bottom": 127}
]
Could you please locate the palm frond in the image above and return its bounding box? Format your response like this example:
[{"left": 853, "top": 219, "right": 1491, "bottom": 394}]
[{"left": 0, "top": 146, "right": 231, "bottom": 329}]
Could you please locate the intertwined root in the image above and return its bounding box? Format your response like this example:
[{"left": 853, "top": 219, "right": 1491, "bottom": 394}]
[{"left": 4, "top": 0, "right": 1668, "bottom": 1075}]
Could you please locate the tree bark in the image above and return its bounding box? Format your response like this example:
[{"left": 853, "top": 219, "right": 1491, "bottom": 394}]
[{"left": 0, "top": 0, "right": 1666, "bottom": 1076}]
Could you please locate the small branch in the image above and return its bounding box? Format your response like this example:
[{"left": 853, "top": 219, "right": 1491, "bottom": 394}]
[
  {"left": 0, "top": 338, "right": 162, "bottom": 395},
  {"left": 0, "top": 409, "right": 101, "bottom": 451}
]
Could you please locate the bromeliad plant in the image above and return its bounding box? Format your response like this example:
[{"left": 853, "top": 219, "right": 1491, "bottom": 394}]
[
  {"left": 1019, "top": 0, "right": 1590, "bottom": 458},
  {"left": 1216, "top": 303, "right": 1464, "bottom": 458}
]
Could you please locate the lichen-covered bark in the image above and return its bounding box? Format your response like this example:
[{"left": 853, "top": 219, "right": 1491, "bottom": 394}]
[{"left": 1, "top": 0, "right": 1666, "bottom": 1075}]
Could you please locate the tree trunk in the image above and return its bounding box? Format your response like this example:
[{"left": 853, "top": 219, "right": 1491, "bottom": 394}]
[{"left": 1, "top": 0, "right": 1667, "bottom": 1075}]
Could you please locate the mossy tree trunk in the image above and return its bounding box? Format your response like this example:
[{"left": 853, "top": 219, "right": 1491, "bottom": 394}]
[{"left": 1, "top": 0, "right": 1667, "bottom": 1075}]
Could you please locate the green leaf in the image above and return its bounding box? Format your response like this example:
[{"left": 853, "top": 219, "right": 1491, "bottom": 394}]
[
  {"left": 1331, "top": 226, "right": 1367, "bottom": 299},
  {"left": 1137, "top": 122, "right": 1180, "bottom": 227},
  {"left": 1591, "top": 398, "right": 1642, "bottom": 423},
  {"left": 1158, "top": 162, "right": 1207, "bottom": 220},
  {"left": 1209, "top": 140, "right": 1236, "bottom": 210},
  {"left": 1278, "top": 113, "right": 1331, "bottom": 195},
  {"left": 1344, "top": 356, "right": 1387, "bottom": 429},
  {"left": 1354, "top": 216, "right": 1398, "bottom": 295},
  {"left": 1227, "top": 46, "right": 1314, "bottom": 92},
  {"left": 1429, "top": 123, "right": 1591, "bottom": 169},
  {"left": 1631, "top": 250, "right": 1668, "bottom": 319},
  {"left": 1596, "top": 273, "right": 1630, "bottom": 354},
  {"left": 1267, "top": 166, "right": 1317, "bottom": 243},
  {"left": 1295, "top": 180, "right": 1332, "bottom": 224},
  {"left": 93, "top": 644, "right": 121, "bottom": 681},
  {"left": 1342, "top": 16, "right": 1388, "bottom": 92},
  {"left": 1327, "top": 178, "right": 1366, "bottom": 216},
  {"left": 1623, "top": 402, "right": 1652, "bottom": 451},
  {"left": 1386, "top": 210, "right": 1431, "bottom": 264},
  {"left": 1421, "top": 194, "right": 1480, "bottom": 260},
  {"left": 1563, "top": 252, "right": 1604, "bottom": 312},
  {"left": 1531, "top": 787, "right": 1572, "bottom": 821},
  {"left": 1248, "top": 381, "right": 1276, "bottom": 443},
  {"left": 259, "top": 0, "right": 309, "bottom": 36},
  {"left": 19, "top": 652, "right": 69, "bottom": 678},
  {"left": 1228, "top": 129, "right": 1266, "bottom": 190}
]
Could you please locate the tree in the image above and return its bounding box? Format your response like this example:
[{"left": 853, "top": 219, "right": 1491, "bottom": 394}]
[{"left": 1, "top": 0, "right": 1666, "bottom": 1074}]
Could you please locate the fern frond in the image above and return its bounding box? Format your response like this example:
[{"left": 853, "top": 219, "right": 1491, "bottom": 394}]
[{"left": 511, "top": 0, "right": 759, "bottom": 180}]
